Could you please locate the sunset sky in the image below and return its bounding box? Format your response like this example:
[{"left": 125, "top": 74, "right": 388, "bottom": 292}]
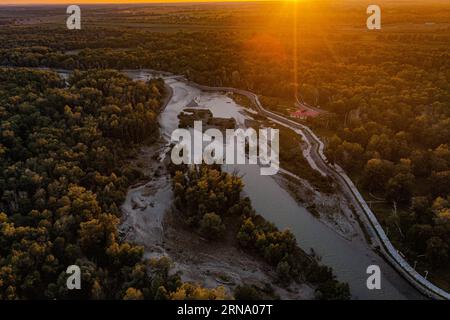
[
  {"left": 2, "top": 0, "right": 273, "bottom": 4},
  {"left": 0, "top": 0, "right": 434, "bottom": 5}
]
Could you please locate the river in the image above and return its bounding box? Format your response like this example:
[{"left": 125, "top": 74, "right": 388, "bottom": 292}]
[{"left": 50, "top": 68, "right": 424, "bottom": 299}]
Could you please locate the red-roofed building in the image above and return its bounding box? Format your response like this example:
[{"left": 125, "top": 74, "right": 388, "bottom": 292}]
[{"left": 290, "top": 108, "right": 319, "bottom": 119}]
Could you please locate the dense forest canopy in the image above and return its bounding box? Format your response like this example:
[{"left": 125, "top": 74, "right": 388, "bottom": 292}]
[
  {"left": 0, "top": 0, "right": 449, "bottom": 292},
  {"left": 0, "top": 68, "right": 348, "bottom": 299},
  {"left": 0, "top": 68, "right": 199, "bottom": 299},
  {"left": 169, "top": 164, "right": 350, "bottom": 300}
]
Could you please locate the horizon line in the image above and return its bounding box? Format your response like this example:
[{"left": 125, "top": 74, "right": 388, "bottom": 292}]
[
  {"left": 0, "top": 0, "right": 280, "bottom": 5},
  {"left": 0, "top": 0, "right": 440, "bottom": 6}
]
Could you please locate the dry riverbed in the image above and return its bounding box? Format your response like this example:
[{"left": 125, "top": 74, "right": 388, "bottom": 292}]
[
  {"left": 119, "top": 84, "right": 362, "bottom": 299},
  {"left": 120, "top": 141, "right": 315, "bottom": 299},
  {"left": 275, "top": 173, "right": 362, "bottom": 243}
]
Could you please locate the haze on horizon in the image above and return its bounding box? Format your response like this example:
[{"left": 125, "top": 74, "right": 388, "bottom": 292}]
[
  {"left": 2, "top": 0, "right": 275, "bottom": 4},
  {"left": 0, "top": 0, "right": 440, "bottom": 5}
]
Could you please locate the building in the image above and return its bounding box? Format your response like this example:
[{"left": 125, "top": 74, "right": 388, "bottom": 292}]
[{"left": 290, "top": 108, "right": 319, "bottom": 119}]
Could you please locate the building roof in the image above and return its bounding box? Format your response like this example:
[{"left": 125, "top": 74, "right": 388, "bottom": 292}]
[{"left": 290, "top": 109, "right": 319, "bottom": 118}]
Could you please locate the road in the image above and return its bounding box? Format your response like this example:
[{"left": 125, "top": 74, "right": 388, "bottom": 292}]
[{"left": 295, "top": 96, "right": 328, "bottom": 115}]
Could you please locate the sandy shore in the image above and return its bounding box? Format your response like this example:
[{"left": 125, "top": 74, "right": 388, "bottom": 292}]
[{"left": 119, "top": 141, "right": 315, "bottom": 299}]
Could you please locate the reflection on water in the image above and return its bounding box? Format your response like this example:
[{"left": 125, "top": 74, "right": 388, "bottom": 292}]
[
  {"left": 224, "top": 164, "right": 424, "bottom": 299},
  {"left": 49, "top": 68, "right": 421, "bottom": 299}
]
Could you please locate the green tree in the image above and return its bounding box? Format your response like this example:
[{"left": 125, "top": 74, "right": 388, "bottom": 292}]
[{"left": 199, "top": 212, "right": 225, "bottom": 240}]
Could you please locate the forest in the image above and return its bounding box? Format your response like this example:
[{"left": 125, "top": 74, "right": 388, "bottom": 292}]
[
  {"left": 0, "top": 0, "right": 449, "bottom": 292},
  {"left": 170, "top": 164, "right": 350, "bottom": 300},
  {"left": 0, "top": 68, "right": 229, "bottom": 299},
  {"left": 0, "top": 67, "right": 347, "bottom": 299}
]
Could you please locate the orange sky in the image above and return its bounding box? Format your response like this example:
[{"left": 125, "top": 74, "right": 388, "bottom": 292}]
[{"left": 2, "top": 0, "right": 271, "bottom": 4}]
